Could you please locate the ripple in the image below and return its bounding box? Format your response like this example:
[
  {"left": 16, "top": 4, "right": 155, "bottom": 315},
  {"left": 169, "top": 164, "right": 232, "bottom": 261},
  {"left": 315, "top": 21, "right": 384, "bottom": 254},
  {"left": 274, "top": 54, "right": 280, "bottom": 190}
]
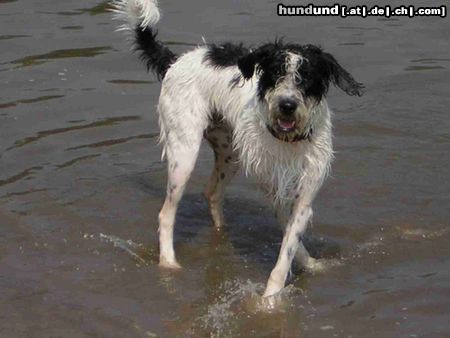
[
  {"left": 336, "top": 26, "right": 382, "bottom": 31},
  {"left": 40, "top": 1, "right": 113, "bottom": 16},
  {"left": 363, "top": 288, "right": 390, "bottom": 295},
  {"left": 339, "top": 300, "right": 355, "bottom": 308},
  {"left": 80, "top": 1, "right": 113, "bottom": 16},
  {"left": 410, "top": 58, "right": 450, "bottom": 64},
  {"left": 7, "top": 116, "right": 141, "bottom": 151},
  {"left": 404, "top": 65, "right": 445, "bottom": 72},
  {"left": 66, "top": 133, "right": 159, "bottom": 151},
  {"left": 232, "top": 11, "right": 253, "bottom": 16},
  {"left": 404, "top": 58, "right": 449, "bottom": 72},
  {"left": 0, "top": 102, "right": 17, "bottom": 109},
  {"left": 0, "top": 166, "right": 43, "bottom": 187},
  {"left": 0, "top": 34, "right": 29, "bottom": 40},
  {"left": 56, "top": 154, "right": 101, "bottom": 170},
  {"left": 107, "top": 79, "right": 155, "bottom": 85},
  {"left": 8, "top": 46, "right": 112, "bottom": 68},
  {"left": 0, "top": 95, "right": 64, "bottom": 110},
  {"left": 60, "top": 26, "right": 83, "bottom": 30},
  {"left": 338, "top": 42, "right": 365, "bottom": 46},
  {"left": 0, "top": 188, "right": 48, "bottom": 199},
  {"left": 418, "top": 272, "right": 438, "bottom": 279}
]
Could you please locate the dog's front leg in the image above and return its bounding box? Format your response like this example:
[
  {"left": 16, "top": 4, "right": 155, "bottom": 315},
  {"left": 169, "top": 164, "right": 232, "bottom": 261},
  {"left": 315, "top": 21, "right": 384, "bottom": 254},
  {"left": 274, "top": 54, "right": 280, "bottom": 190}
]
[
  {"left": 263, "top": 202, "right": 313, "bottom": 297},
  {"left": 275, "top": 203, "right": 318, "bottom": 271}
]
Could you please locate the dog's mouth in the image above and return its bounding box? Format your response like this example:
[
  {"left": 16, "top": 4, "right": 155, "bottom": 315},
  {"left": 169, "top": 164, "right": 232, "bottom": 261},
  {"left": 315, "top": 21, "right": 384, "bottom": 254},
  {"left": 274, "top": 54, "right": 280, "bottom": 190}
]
[
  {"left": 276, "top": 118, "right": 296, "bottom": 132},
  {"left": 267, "top": 119, "right": 313, "bottom": 143}
]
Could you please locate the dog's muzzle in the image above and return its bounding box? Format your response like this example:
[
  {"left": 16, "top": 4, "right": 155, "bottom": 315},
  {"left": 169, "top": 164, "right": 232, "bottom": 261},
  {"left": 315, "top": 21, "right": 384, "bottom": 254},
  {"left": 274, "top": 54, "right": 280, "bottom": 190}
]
[
  {"left": 266, "top": 98, "right": 313, "bottom": 142},
  {"left": 266, "top": 122, "right": 313, "bottom": 143}
]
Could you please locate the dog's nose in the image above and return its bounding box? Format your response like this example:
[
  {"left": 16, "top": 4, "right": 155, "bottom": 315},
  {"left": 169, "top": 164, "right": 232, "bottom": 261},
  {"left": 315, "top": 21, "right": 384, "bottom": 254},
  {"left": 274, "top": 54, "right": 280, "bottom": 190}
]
[{"left": 279, "top": 99, "right": 298, "bottom": 115}]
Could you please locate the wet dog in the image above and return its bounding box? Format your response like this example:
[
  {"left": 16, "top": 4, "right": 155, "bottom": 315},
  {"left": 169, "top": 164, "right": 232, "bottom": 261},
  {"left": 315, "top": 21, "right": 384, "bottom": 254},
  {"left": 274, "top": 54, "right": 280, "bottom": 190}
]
[{"left": 112, "top": 0, "right": 363, "bottom": 298}]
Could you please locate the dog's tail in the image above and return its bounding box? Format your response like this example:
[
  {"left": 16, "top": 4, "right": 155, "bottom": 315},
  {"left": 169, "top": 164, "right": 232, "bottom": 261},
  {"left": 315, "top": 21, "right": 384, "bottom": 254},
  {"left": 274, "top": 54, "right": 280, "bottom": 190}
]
[{"left": 112, "top": 0, "right": 176, "bottom": 80}]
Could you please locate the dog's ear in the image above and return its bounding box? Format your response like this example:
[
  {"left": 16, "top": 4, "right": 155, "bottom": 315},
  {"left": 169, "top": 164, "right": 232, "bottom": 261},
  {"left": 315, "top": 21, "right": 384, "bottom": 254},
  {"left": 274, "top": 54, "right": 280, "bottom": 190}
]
[
  {"left": 237, "top": 52, "right": 258, "bottom": 80},
  {"left": 321, "top": 52, "right": 365, "bottom": 96}
]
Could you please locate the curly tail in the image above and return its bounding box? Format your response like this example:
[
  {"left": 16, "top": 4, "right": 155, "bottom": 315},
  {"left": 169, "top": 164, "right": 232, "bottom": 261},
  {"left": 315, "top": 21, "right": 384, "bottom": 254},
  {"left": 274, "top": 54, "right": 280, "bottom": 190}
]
[{"left": 111, "top": 0, "right": 176, "bottom": 80}]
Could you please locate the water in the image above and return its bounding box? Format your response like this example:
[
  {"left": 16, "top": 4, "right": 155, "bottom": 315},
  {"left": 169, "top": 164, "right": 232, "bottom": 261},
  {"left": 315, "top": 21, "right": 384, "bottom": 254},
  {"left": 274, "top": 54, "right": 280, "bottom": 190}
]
[{"left": 1, "top": 0, "right": 449, "bottom": 337}]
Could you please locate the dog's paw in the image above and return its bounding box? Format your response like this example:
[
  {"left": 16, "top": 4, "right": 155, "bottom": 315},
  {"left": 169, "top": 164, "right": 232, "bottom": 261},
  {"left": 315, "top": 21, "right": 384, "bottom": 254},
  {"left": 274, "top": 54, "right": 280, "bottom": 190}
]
[
  {"left": 255, "top": 284, "right": 297, "bottom": 313},
  {"left": 258, "top": 294, "right": 281, "bottom": 312},
  {"left": 159, "top": 258, "right": 182, "bottom": 270}
]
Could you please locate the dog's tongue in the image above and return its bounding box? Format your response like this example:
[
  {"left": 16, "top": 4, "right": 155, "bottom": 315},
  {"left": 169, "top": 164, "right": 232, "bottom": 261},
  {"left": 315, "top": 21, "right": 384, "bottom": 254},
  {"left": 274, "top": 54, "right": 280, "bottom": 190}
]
[{"left": 277, "top": 119, "right": 296, "bottom": 130}]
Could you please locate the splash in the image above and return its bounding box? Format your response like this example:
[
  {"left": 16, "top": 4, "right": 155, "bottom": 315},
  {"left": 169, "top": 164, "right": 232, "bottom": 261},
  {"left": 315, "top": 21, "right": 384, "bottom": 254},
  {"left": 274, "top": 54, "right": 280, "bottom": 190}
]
[
  {"left": 99, "top": 233, "right": 148, "bottom": 265},
  {"left": 198, "top": 279, "right": 263, "bottom": 337},
  {"left": 194, "top": 279, "right": 301, "bottom": 337}
]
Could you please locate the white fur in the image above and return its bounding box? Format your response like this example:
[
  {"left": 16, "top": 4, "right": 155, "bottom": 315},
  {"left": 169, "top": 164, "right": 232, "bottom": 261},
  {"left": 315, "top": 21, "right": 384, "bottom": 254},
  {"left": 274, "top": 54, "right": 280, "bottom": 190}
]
[
  {"left": 112, "top": 0, "right": 160, "bottom": 31},
  {"left": 159, "top": 50, "right": 333, "bottom": 204},
  {"left": 113, "top": 0, "right": 334, "bottom": 299}
]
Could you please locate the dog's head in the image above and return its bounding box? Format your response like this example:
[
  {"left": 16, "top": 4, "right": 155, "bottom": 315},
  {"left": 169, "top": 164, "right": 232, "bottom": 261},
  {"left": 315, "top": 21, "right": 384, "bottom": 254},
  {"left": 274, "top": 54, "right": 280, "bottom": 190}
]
[{"left": 237, "top": 42, "right": 364, "bottom": 142}]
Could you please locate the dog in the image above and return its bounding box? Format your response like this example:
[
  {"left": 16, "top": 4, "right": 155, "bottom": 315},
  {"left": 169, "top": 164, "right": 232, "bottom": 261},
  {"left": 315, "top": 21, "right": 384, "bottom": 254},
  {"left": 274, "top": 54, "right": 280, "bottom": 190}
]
[{"left": 112, "top": 0, "right": 363, "bottom": 298}]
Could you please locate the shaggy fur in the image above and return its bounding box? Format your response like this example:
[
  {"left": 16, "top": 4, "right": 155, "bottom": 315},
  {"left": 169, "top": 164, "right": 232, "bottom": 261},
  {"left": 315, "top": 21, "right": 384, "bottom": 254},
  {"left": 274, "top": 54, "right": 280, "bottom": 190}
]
[{"left": 111, "top": 0, "right": 364, "bottom": 299}]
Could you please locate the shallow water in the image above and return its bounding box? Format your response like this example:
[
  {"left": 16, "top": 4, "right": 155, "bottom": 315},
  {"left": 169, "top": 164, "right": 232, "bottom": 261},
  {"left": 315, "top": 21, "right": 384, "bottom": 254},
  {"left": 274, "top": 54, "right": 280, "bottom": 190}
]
[{"left": 0, "top": 0, "right": 449, "bottom": 337}]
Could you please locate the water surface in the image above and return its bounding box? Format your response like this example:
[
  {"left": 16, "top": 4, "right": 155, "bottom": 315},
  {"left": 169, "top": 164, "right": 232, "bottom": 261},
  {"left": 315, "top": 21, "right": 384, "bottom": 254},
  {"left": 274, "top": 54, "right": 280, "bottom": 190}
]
[{"left": 0, "top": 0, "right": 449, "bottom": 337}]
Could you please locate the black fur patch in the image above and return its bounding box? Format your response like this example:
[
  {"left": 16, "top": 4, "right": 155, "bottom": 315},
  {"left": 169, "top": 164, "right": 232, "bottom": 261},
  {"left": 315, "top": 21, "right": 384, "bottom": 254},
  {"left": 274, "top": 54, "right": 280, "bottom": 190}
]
[
  {"left": 253, "top": 43, "right": 289, "bottom": 100},
  {"left": 203, "top": 43, "right": 249, "bottom": 68},
  {"left": 234, "top": 40, "right": 364, "bottom": 101},
  {"left": 135, "top": 27, "right": 177, "bottom": 80},
  {"left": 296, "top": 44, "right": 365, "bottom": 101},
  {"left": 203, "top": 40, "right": 363, "bottom": 102}
]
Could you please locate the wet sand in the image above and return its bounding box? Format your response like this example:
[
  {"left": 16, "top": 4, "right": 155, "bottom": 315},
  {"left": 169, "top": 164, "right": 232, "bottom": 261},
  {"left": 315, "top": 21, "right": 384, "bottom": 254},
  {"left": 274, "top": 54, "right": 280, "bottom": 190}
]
[{"left": 0, "top": 0, "right": 449, "bottom": 337}]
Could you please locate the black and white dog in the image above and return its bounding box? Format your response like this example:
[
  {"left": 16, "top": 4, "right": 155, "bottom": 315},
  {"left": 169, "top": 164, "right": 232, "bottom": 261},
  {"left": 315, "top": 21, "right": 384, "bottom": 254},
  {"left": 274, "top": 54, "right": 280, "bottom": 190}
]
[{"left": 112, "top": 0, "right": 363, "bottom": 298}]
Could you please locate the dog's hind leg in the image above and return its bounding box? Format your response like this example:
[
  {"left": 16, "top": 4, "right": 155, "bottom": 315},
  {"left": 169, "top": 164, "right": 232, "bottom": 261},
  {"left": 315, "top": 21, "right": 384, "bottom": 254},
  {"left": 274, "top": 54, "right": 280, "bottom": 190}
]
[
  {"left": 203, "top": 122, "right": 239, "bottom": 228},
  {"left": 158, "top": 132, "right": 202, "bottom": 269}
]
